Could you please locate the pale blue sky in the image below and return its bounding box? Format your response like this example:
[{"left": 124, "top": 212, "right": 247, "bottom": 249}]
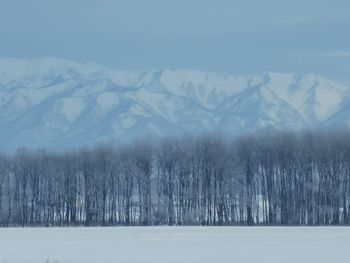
[{"left": 1, "top": 0, "right": 350, "bottom": 82}]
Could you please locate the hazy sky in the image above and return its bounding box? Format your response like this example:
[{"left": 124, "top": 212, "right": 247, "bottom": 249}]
[{"left": 1, "top": 0, "right": 350, "bottom": 82}]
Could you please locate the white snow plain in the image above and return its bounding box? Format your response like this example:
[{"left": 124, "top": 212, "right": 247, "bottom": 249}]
[{"left": 0, "top": 227, "right": 349, "bottom": 263}]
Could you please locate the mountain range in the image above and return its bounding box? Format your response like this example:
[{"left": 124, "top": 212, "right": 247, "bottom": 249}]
[{"left": 0, "top": 57, "right": 349, "bottom": 150}]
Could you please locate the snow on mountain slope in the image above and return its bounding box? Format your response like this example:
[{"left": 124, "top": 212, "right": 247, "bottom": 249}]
[{"left": 0, "top": 57, "right": 349, "bottom": 150}]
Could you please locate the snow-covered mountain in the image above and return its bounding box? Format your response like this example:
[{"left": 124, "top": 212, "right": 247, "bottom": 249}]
[{"left": 0, "top": 57, "right": 349, "bottom": 150}]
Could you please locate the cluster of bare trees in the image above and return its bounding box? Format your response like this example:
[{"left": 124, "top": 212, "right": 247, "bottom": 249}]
[{"left": 1, "top": 130, "right": 350, "bottom": 226}]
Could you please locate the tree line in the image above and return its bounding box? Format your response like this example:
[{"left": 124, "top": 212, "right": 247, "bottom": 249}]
[{"left": 1, "top": 130, "right": 350, "bottom": 226}]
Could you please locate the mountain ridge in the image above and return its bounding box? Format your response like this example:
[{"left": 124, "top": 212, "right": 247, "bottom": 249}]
[{"left": 0, "top": 57, "right": 349, "bottom": 150}]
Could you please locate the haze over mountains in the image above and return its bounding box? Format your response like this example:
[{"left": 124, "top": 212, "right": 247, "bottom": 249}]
[{"left": 0, "top": 57, "right": 349, "bottom": 150}]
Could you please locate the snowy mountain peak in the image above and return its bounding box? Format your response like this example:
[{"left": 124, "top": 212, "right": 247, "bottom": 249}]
[{"left": 0, "top": 58, "right": 349, "bottom": 150}]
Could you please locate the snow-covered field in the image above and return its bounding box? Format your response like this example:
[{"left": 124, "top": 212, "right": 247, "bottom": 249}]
[{"left": 0, "top": 227, "right": 349, "bottom": 263}]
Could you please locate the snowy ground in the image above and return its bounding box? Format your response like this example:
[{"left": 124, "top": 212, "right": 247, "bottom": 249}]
[{"left": 0, "top": 227, "right": 349, "bottom": 263}]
